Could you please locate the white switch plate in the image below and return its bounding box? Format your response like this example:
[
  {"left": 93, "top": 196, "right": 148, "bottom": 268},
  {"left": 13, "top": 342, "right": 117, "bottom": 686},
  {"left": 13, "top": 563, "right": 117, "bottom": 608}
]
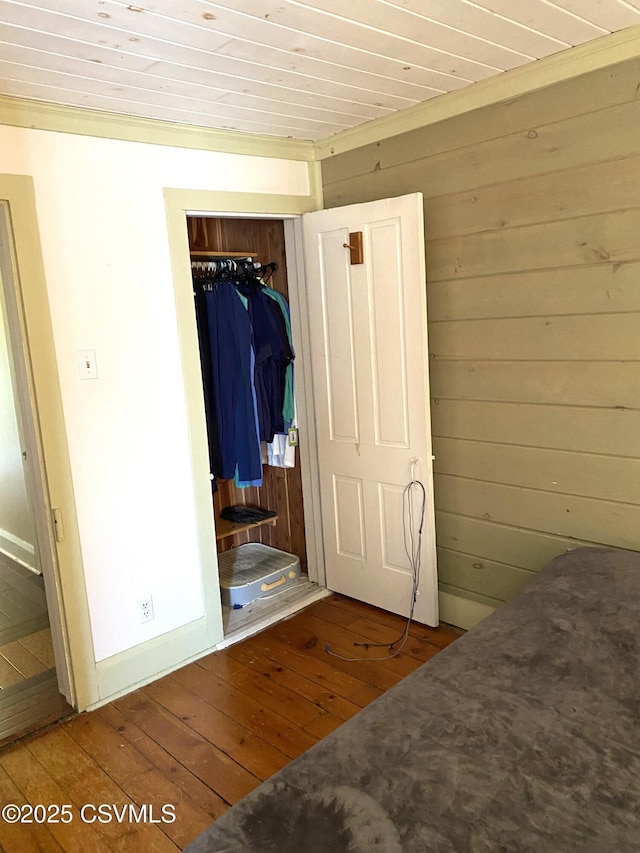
[{"left": 78, "top": 349, "right": 98, "bottom": 380}]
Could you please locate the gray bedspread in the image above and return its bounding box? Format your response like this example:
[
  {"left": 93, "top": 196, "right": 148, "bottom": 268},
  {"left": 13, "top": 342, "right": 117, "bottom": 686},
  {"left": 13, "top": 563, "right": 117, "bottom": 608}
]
[{"left": 185, "top": 547, "right": 640, "bottom": 852}]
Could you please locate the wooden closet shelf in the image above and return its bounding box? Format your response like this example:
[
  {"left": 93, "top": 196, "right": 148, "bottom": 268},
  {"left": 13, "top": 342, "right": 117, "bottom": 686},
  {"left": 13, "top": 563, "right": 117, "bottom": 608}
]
[
  {"left": 215, "top": 514, "right": 278, "bottom": 542},
  {"left": 190, "top": 250, "right": 258, "bottom": 259}
]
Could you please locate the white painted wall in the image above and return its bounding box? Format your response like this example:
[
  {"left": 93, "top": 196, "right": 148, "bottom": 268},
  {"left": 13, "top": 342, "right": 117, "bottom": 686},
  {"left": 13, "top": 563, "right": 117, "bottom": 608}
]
[
  {"left": 0, "top": 125, "right": 309, "bottom": 662},
  {"left": 0, "top": 299, "right": 37, "bottom": 565}
]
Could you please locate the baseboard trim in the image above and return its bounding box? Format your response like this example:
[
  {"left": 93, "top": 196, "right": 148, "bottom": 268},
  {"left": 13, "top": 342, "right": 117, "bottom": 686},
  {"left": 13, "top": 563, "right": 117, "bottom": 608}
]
[
  {"left": 438, "top": 590, "right": 496, "bottom": 630},
  {"left": 86, "top": 616, "right": 219, "bottom": 712},
  {"left": 86, "top": 585, "right": 331, "bottom": 711}
]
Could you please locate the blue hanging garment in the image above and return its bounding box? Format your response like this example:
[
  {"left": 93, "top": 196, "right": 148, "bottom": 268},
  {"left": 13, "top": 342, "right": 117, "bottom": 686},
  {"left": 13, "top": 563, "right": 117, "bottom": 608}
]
[
  {"left": 192, "top": 259, "right": 294, "bottom": 489},
  {"left": 193, "top": 278, "right": 262, "bottom": 486}
]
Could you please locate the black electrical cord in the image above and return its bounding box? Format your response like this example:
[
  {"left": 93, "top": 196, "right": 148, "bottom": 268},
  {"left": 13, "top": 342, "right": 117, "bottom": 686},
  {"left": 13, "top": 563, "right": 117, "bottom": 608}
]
[{"left": 325, "top": 478, "right": 427, "bottom": 662}]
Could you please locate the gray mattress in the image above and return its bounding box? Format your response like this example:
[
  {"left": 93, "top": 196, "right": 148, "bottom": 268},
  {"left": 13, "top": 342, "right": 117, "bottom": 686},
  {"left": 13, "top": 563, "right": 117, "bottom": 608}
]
[{"left": 185, "top": 547, "right": 640, "bottom": 852}]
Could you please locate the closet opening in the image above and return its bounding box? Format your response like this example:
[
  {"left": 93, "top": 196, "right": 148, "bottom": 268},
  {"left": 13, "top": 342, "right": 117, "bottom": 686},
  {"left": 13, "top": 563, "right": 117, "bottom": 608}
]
[{"left": 186, "top": 212, "right": 326, "bottom": 646}]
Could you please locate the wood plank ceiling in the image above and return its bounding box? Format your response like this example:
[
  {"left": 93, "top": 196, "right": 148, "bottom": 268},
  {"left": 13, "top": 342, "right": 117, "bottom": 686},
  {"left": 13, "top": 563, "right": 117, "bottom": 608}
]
[{"left": 0, "top": 0, "right": 639, "bottom": 141}]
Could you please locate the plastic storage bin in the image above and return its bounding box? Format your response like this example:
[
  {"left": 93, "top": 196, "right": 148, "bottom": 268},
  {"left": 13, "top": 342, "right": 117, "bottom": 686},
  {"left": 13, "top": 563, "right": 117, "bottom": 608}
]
[{"left": 217, "top": 543, "right": 301, "bottom": 607}]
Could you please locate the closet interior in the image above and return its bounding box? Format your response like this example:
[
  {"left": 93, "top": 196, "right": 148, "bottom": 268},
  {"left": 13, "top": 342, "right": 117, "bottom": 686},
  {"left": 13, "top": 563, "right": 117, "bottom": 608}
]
[{"left": 187, "top": 215, "right": 317, "bottom": 640}]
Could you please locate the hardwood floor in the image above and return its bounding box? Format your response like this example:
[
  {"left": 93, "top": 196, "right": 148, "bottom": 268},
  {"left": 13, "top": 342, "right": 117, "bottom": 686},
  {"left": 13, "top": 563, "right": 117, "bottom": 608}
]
[
  {"left": 0, "top": 595, "right": 463, "bottom": 851},
  {"left": 0, "top": 628, "right": 56, "bottom": 688},
  {"left": 0, "top": 559, "right": 49, "bottom": 650},
  {"left": 0, "top": 557, "right": 72, "bottom": 748}
]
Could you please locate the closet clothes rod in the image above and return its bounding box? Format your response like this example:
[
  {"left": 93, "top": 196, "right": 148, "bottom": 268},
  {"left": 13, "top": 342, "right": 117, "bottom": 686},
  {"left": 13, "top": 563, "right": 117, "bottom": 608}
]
[{"left": 191, "top": 258, "right": 262, "bottom": 274}]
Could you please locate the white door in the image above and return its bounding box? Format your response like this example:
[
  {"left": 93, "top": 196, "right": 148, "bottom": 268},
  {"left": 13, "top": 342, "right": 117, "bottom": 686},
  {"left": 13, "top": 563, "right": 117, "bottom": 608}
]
[{"left": 303, "top": 193, "right": 438, "bottom": 626}]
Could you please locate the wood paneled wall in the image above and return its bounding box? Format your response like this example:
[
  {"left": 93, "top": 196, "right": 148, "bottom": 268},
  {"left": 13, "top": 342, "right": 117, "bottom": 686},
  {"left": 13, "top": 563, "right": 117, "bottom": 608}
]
[
  {"left": 322, "top": 56, "right": 640, "bottom": 611},
  {"left": 187, "top": 217, "right": 307, "bottom": 572}
]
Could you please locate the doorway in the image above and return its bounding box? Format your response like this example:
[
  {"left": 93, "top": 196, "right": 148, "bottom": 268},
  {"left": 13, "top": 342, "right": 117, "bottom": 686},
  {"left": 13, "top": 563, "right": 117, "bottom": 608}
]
[
  {"left": 0, "top": 204, "right": 72, "bottom": 743},
  {"left": 164, "top": 188, "right": 437, "bottom": 648},
  {"left": 186, "top": 212, "right": 328, "bottom": 646}
]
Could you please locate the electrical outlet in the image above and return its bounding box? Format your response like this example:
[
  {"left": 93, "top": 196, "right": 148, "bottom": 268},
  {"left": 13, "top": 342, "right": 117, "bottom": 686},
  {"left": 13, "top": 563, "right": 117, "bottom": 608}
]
[{"left": 139, "top": 596, "right": 154, "bottom": 624}]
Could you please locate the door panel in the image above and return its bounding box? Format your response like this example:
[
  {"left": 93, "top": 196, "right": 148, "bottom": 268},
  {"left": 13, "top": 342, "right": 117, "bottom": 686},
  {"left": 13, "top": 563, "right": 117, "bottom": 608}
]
[
  {"left": 303, "top": 194, "right": 438, "bottom": 626},
  {"left": 318, "top": 228, "right": 359, "bottom": 443},
  {"left": 334, "top": 475, "right": 366, "bottom": 559}
]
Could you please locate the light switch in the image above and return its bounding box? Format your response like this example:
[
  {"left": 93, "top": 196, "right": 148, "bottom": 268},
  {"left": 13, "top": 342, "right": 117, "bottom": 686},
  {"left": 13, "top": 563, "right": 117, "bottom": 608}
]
[{"left": 78, "top": 349, "right": 98, "bottom": 380}]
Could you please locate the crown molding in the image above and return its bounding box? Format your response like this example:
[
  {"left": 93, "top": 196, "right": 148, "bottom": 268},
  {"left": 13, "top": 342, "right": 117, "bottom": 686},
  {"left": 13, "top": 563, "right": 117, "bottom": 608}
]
[
  {"left": 0, "top": 94, "right": 315, "bottom": 162},
  {"left": 315, "top": 26, "right": 640, "bottom": 160},
  {"left": 1, "top": 27, "right": 639, "bottom": 165}
]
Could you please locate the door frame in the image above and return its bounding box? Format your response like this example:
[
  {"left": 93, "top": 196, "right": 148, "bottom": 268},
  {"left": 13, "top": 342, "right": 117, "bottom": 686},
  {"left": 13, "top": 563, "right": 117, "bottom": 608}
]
[
  {"left": 0, "top": 221, "right": 40, "bottom": 576},
  {"left": 0, "top": 182, "right": 78, "bottom": 705},
  {"left": 163, "top": 188, "right": 326, "bottom": 639}
]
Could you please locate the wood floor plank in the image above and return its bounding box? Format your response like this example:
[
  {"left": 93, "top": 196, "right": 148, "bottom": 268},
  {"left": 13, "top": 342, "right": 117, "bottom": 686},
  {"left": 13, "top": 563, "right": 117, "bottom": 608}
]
[
  {"left": 143, "top": 675, "right": 290, "bottom": 781},
  {"left": 18, "top": 631, "right": 56, "bottom": 668},
  {"left": 328, "top": 594, "right": 465, "bottom": 647},
  {"left": 269, "top": 616, "right": 416, "bottom": 691},
  {"left": 308, "top": 613, "right": 431, "bottom": 679},
  {"left": 0, "top": 671, "right": 72, "bottom": 749},
  {"left": 0, "top": 613, "right": 51, "bottom": 648},
  {"left": 171, "top": 662, "right": 318, "bottom": 760},
  {"left": 307, "top": 599, "right": 364, "bottom": 628},
  {"left": 0, "top": 595, "right": 463, "bottom": 851},
  {"left": 113, "top": 689, "right": 260, "bottom": 805},
  {"left": 0, "top": 761, "right": 64, "bottom": 853},
  {"left": 297, "top": 606, "right": 432, "bottom": 678},
  {"left": 115, "top": 762, "right": 211, "bottom": 850},
  {"left": 2, "top": 588, "right": 45, "bottom": 617},
  {"left": 199, "top": 647, "right": 331, "bottom": 729},
  {"left": 62, "top": 712, "right": 156, "bottom": 785},
  {"left": 0, "top": 562, "right": 47, "bottom": 605},
  {"left": 303, "top": 711, "right": 347, "bottom": 739},
  {"left": 25, "top": 726, "right": 178, "bottom": 852},
  {"left": 223, "top": 643, "right": 362, "bottom": 722},
  {"left": 0, "top": 654, "right": 23, "bottom": 688},
  {"left": 0, "top": 593, "right": 31, "bottom": 621},
  {"left": 236, "top": 630, "right": 384, "bottom": 707},
  {"left": 94, "top": 704, "right": 228, "bottom": 822},
  {"left": 0, "top": 608, "right": 15, "bottom": 627},
  {"left": 64, "top": 712, "right": 214, "bottom": 850},
  {"left": 0, "top": 741, "right": 108, "bottom": 852},
  {"left": 0, "top": 638, "right": 49, "bottom": 680},
  {"left": 345, "top": 617, "right": 447, "bottom": 663}
]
